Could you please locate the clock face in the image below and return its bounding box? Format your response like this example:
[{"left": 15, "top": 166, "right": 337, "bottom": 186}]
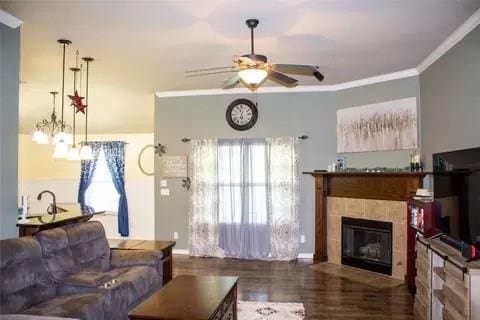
[{"left": 226, "top": 99, "right": 258, "bottom": 131}]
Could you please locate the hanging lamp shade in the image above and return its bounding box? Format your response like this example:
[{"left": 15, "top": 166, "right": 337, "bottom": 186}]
[
  {"left": 53, "top": 131, "right": 73, "bottom": 145},
  {"left": 79, "top": 144, "right": 93, "bottom": 160},
  {"left": 53, "top": 139, "right": 69, "bottom": 159},
  {"left": 67, "top": 145, "right": 80, "bottom": 161},
  {"left": 33, "top": 130, "right": 49, "bottom": 144}
]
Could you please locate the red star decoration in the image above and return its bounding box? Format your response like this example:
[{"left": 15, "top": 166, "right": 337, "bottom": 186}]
[{"left": 68, "top": 90, "right": 87, "bottom": 114}]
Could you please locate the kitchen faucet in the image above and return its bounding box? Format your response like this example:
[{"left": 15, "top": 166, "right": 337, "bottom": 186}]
[{"left": 37, "top": 190, "right": 58, "bottom": 214}]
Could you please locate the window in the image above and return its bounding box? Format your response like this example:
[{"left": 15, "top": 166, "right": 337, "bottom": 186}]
[
  {"left": 217, "top": 140, "right": 268, "bottom": 225},
  {"left": 85, "top": 150, "right": 119, "bottom": 213}
]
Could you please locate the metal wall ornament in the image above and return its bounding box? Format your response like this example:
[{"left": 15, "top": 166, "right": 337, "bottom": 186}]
[{"left": 137, "top": 143, "right": 191, "bottom": 190}]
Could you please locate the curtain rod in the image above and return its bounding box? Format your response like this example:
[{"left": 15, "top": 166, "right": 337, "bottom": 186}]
[{"left": 181, "top": 135, "right": 309, "bottom": 143}]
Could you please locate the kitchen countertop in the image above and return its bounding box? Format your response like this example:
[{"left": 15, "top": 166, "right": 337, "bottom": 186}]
[{"left": 17, "top": 203, "right": 105, "bottom": 227}]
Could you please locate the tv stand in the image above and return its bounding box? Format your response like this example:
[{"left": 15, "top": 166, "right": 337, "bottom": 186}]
[
  {"left": 414, "top": 236, "right": 480, "bottom": 320},
  {"left": 465, "top": 255, "right": 480, "bottom": 263},
  {"left": 439, "top": 234, "right": 462, "bottom": 251}
]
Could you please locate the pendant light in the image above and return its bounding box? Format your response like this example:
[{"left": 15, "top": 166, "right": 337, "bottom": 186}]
[
  {"left": 53, "top": 39, "right": 72, "bottom": 159},
  {"left": 80, "top": 57, "right": 94, "bottom": 161},
  {"left": 67, "top": 51, "right": 81, "bottom": 161}
]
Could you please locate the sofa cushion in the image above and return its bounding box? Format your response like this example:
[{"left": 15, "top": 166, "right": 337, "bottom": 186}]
[
  {"left": 0, "top": 238, "right": 56, "bottom": 314},
  {"left": 34, "top": 228, "right": 78, "bottom": 281},
  {"left": 110, "top": 249, "right": 163, "bottom": 276},
  {"left": 62, "top": 221, "right": 110, "bottom": 273},
  {"left": 22, "top": 293, "right": 106, "bottom": 320},
  {"left": 62, "top": 272, "right": 113, "bottom": 288},
  {"left": 105, "top": 266, "right": 160, "bottom": 307}
]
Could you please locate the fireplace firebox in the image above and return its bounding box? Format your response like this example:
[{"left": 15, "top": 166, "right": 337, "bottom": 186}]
[{"left": 341, "top": 217, "right": 393, "bottom": 275}]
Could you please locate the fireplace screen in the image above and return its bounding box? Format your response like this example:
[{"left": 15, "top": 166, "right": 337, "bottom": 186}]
[{"left": 342, "top": 217, "right": 393, "bottom": 275}]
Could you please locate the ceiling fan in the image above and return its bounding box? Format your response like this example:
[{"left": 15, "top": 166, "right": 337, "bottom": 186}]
[{"left": 185, "top": 18, "right": 325, "bottom": 91}]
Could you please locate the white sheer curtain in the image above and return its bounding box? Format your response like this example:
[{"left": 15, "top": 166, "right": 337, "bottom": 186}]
[
  {"left": 189, "top": 139, "right": 224, "bottom": 257},
  {"left": 189, "top": 137, "right": 299, "bottom": 261},
  {"left": 266, "top": 137, "right": 300, "bottom": 260}
]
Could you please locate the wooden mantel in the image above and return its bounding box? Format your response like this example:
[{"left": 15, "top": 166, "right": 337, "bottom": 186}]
[{"left": 304, "top": 171, "right": 428, "bottom": 262}]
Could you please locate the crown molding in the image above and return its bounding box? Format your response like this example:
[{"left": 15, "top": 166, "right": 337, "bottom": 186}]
[
  {"left": 0, "top": 9, "right": 23, "bottom": 29},
  {"left": 156, "top": 68, "right": 418, "bottom": 98},
  {"left": 417, "top": 9, "right": 480, "bottom": 73},
  {"left": 333, "top": 69, "right": 419, "bottom": 90}
]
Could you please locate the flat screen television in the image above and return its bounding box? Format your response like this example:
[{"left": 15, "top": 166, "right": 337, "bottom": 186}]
[{"left": 433, "top": 147, "right": 480, "bottom": 251}]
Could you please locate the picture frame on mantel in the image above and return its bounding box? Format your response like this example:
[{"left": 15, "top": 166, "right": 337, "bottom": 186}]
[
  {"left": 160, "top": 155, "right": 188, "bottom": 178},
  {"left": 336, "top": 97, "right": 418, "bottom": 153}
]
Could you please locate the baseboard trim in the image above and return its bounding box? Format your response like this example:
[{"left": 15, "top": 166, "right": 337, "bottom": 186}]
[
  {"left": 172, "top": 249, "right": 314, "bottom": 260},
  {"left": 298, "top": 253, "right": 314, "bottom": 259},
  {"left": 172, "top": 249, "right": 189, "bottom": 255}
]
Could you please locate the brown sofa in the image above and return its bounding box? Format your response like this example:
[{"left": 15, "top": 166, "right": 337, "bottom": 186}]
[{"left": 0, "top": 221, "right": 164, "bottom": 319}]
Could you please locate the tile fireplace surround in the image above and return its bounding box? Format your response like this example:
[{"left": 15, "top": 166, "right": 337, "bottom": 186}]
[{"left": 327, "top": 197, "right": 407, "bottom": 280}]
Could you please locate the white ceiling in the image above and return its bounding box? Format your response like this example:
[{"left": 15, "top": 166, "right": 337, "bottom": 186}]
[{"left": 2, "top": 0, "right": 479, "bottom": 134}]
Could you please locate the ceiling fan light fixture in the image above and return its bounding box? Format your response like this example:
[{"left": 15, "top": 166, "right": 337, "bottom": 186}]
[{"left": 238, "top": 68, "right": 268, "bottom": 88}]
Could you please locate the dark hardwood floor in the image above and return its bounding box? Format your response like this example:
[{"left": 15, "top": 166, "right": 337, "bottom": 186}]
[{"left": 173, "top": 255, "right": 414, "bottom": 320}]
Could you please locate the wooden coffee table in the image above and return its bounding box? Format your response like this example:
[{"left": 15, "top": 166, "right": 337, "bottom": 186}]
[
  {"left": 108, "top": 239, "right": 175, "bottom": 284},
  {"left": 128, "top": 275, "right": 238, "bottom": 320}
]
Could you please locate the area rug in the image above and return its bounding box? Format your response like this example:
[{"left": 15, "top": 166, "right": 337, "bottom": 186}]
[{"left": 238, "top": 301, "right": 305, "bottom": 320}]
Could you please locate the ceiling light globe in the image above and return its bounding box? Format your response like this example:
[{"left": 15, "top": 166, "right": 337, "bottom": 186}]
[
  {"left": 53, "top": 140, "right": 69, "bottom": 159},
  {"left": 64, "top": 133, "right": 73, "bottom": 145},
  {"left": 32, "top": 130, "right": 43, "bottom": 143},
  {"left": 38, "top": 132, "right": 50, "bottom": 144},
  {"left": 67, "top": 146, "right": 81, "bottom": 161},
  {"left": 53, "top": 132, "right": 65, "bottom": 145},
  {"left": 80, "top": 145, "right": 93, "bottom": 160},
  {"left": 238, "top": 68, "right": 268, "bottom": 88}
]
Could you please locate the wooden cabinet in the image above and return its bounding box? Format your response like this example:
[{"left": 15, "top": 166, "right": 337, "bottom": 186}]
[
  {"left": 414, "top": 239, "right": 431, "bottom": 320},
  {"left": 414, "top": 237, "right": 480, "bottom": 320}
]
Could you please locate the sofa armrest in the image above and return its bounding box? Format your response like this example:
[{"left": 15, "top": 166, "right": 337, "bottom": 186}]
[{"left": 110, "top": 249, "right": 163, "bottom": 269}]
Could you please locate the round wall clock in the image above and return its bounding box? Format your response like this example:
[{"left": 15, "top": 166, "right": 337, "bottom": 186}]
[{"left": 226, "top": 98, "right": 258, "bottom": 131}]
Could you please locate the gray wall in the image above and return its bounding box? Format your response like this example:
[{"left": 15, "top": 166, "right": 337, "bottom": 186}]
[
  {"left": 421, "top": 26, "right": 480, "bottom": 170},
  {"left": 0, "top": 23, "right": 20, "bottom": 239},
  {"left": 155, "top": 76, "right": 420, "bottom": 253}
]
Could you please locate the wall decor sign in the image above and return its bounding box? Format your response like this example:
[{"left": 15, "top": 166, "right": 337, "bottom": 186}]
[
  {"left": 160, "top": 156, "right": 188, "bottom": 178},
  {"left": 336, "top": 97, "right": 418, "bottom": 153}
]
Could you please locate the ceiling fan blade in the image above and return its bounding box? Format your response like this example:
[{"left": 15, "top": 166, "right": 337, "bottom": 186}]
[
  {"left": 268, "top": 70, "right": 298, "bottom": 87},
  {"left": 185, "top": 66, "right": 236, "bottom": 74},
  {"left": 185, "top": 70, "right": 238, "bottom": 78},
  {"left": 223, "top": 74, "right": 241, "bottom": 89},
  {"left": 271, "top": 64, "right": 324, "bottom": 82}
]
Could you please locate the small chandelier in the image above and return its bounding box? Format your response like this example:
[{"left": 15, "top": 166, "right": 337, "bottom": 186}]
[{"left": 32, "top": 91, "right": 72, "bottom": 145}]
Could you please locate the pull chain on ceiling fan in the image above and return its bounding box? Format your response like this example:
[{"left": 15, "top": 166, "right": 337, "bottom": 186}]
[{"left": 185, "top": 18, "right": 325, "bottom": 91}]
